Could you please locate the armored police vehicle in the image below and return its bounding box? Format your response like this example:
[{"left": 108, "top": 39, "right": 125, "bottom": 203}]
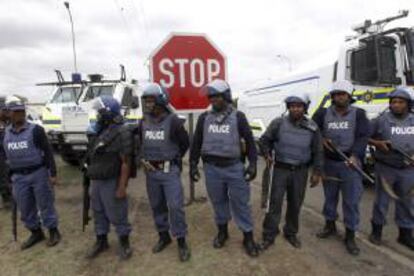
[
  {"left": 239, "top": 10, "right": 414, "bottom": 139},
  {"left": 40, "top": 66, "right": 141, "bottom": 165}
]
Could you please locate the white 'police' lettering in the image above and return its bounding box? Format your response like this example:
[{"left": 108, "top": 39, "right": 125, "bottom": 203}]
[
  {"left": 391, "top": 126, "right": 414, "bottom": 135},
  {"left": 208, "top": 124, "right": 230, "bottom": 134},
  {"left": 145, "top": 130, "right": 165, "bottom": 140},
  {"left": 7, "top": 141, "right": 28, "bottom": 150},
  {"left": 328, "top": 121, "right": 349, "bottom": 130}
]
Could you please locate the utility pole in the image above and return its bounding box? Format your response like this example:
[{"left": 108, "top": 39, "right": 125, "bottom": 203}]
[{"left": 64, "top": 2, "right": 78, "bottom": 72}]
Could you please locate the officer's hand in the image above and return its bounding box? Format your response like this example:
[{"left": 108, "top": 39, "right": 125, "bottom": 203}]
[
  {"left": 374, "top": 140, "right": 391, "bottom": 153},
  {"left": 322, "top": 138, "right": 334, "bottom": 152},
  {"left": 116, "top": 187, "right": 127, "bottom": 199},
  {"left": 244, "top": 163, "right": 257, "bottom": 182},
  {"left": 345, "top": 155, "right": 359, "bottom": 168},
  {"left": 141, "top": 160, "right": 156, "bottom": 172},
  {"left": 190, "top": 164, "right": 200, "bottom": 182},
  {"left": 310, "top": 173, "right": 322, "bottom": 188},
  {"left": 264, "top": 154, "right": 273, "bottom": 168},
  {"left": 49, "top": 177, "right": 58, "bottom": 186}
]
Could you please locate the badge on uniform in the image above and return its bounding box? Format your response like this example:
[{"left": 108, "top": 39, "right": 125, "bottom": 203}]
[{"left": 163, "top": 161, "right": 170, "bottom": 173}]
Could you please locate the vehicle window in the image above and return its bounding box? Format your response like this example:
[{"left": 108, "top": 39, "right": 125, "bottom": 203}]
[
  {"left": 350, "top": 36, "right": 399, "bottom": 85},
  {"left": 83, "top": 85, "right": 114, "bottom": 102},
  {"left": 51, "top": 87, "right": 81, "bottom": 103},
  {"left": 406, "top": 30, "right": 414, "bottom": 84},
  {"left": 121, "top": 87, "right": 133, "bottom": 106}
]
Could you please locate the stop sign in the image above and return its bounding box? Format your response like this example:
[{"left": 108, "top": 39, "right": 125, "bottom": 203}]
[{"left": 150, "top": 33, "right": 227, "bottom": 111}]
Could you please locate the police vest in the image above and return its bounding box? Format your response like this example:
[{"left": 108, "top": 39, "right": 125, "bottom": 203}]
[
  {"left": 3, "top": 123, "right": 43, "bottom": 170},
  {"left": 374, "top": 112, "right": 414, "bottom": 168},
  {"left": 274, "top": 117, "right": 314, "bottom": 165},
  {"left": 141, "top": 113, "right": 180, "bottom": 161},
  {"left": 87, "top": 124, "right": 124, "bottom": 180},
  {"left": 323, "top": 106, "right": 357, "bottom": 153},
  {"left": 201, "top": 110, "right": 241, "bottom": 159},
  {"left": 0, "top": 123, "right": 6, "bottom": 159}
]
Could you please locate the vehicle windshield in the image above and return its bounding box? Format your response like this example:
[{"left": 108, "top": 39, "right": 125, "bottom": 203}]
[
  {"left": 350, "top": 35, "right": 399, "bottom": 85},
  {"left": 50, "top": 87, "right": 82, "bottom": 103},
  {"left": 83, "top": 85, "right": 114, "bottom": 102},
  {"left": 406, "top": 29, "right": 414, "bottom": 84}
]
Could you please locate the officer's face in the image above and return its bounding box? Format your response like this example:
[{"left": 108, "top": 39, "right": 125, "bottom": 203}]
[
  {"left": 143, "top": 97, "right": 156, "bottom": 114},
  {"left": 10, "top": 110, "right": 26, "bottom": 125},
  {"left": 209, "top": 95, "right": 226, "bottom": 111},
  {"left": 288, "top": 103, "right": 305, "bottom": 120},
  {"left": 332, "top": 92, "right": 350, "bottom": 108},
  {"left": 390, "top": 98, "right": 409, "bottom": 115}
]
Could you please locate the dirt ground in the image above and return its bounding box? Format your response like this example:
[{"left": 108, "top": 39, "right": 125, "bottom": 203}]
[{"left": 0, "top": 158, "right": 413, "bottom": 276}]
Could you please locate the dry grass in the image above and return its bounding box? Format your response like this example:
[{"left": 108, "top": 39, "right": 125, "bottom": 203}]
[{"left": 0, "top": 158, "right": 412, "bottom": 276}]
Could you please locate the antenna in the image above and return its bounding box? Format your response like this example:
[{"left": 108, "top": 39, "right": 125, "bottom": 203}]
[
  {"left": 120, "top": 64, "right": 126, "bottom": 81},
  {"left": 54, "top": 70, "right": 65, "bottom": 83}
]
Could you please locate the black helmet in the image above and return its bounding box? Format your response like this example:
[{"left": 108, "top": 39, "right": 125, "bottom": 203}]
[
  {"left": 284, "top": 95, "right": 310, "bottom": 112},
  {"left": 202, "top": 79, "right": 232, "bottom": 102},
  {"left": 142, "top": 83, "right": 170, "bottom": 106}
]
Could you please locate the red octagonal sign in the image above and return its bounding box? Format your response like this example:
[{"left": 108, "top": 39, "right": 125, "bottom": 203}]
[{"left": 150, "top": 33, "right": 227, "bottom": 111}]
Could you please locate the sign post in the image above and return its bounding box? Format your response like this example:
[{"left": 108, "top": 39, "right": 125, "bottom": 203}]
[{"left": 150, "top": 33, "right": 227, "bottom": 204}]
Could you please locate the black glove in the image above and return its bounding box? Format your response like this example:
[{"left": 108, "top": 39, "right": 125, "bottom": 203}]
[
  {"left": 190, "top": 163, "right": 201, "bottom": 182},
  {"left": 244, "top": 163, "right": 257, "bottom": 182}
]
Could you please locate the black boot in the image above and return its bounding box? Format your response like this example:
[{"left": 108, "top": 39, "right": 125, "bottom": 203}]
[
  {"left": 152, "top": 231, "right": 172, "bottom": 253},
  {"left": 21, "top": 228, "right": 45, "bottom": 250},
  {"left": 316, "top": 220, "right": 337, "bottom": 239},
  {"left": 177, "top": 237, "right": 191, "bottom": 262},
  {"left": 369, "top": 222, "right": 383, "bottom": 246},
  {"left": 46, "top": 228, "right": 61, "bottom": 247},
  {"left": 243, "top": 231, "right": 259, "bottom": 257},
  {"left": 344, "top": 228, "right": 360, "bottom": 256},
  {"left": 213, "top": 224, "right": 229, "bottom": 249},
  {"left": 1, "top": 193, "right": 11, "bottom": 209},
  {"left": 284, "top": 234, "right": 302, "bottom": 249},
  {"left": 397, "top": 228, "right": 414, "bottom": 251},
  {"left": 259, "top": 236, "right": 275, "bottom": 251},
  {"left": 119, "top": 235, "right": 133, "bottom": 260},
  {"left": 86, "top": 235, "right": 109, "bottom": 259}
]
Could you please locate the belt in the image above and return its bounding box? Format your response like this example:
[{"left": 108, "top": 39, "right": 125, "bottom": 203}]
[
  {"left": 147, "top": 160, "right": 177, "bottom": 170},
  {"left": 273, "top": 161, "right": 307, "bottom": 171},
  {"left": 203, "top": 157, "right": 240, "bottom": 167},
  {"left": 11, "top": 163, "right": 45, "bottom": 175}
]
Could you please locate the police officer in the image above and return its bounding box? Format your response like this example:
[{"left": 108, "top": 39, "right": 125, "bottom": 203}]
[
  {"left": 138, "top": 83, "right": 191, "bottom": 262},
  {"left": 3, "top": 97, "right": 60, "bottom": 250},
  {"left": 0, "top": 98, "right": 12, "bottom": 208},
  {"left": 368, "top": 87, "right": 414, "bottom": 251},
  {"left": 85, "top": 96, "right": 133, "bottom": 260},
  {"left": 259, "top": 95, "right": 323, "bottom": 250},
  {"left": 190, "top": 79, "right": 259, "bottom": 257},
  {"left": 312, "top": 80, "right": 370, "bottom": 256}
]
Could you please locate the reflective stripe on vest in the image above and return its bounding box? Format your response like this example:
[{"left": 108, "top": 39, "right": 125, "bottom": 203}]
[
  {"left": 201, "top": 110, "right": 241, "bottom": 159},
  {"left": 3, "top": 123, "right": 43, "bottom": 170},
  {"left": 274, "top": 117, "right": 313, "bottom": 165},
  {"left": 142, "top": 113, "right": 180, "bottom": 161},
  {"left": 323, "top": 106, "right": 356, "bottom": 152}
]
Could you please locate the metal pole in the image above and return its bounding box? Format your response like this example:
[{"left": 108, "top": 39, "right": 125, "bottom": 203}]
[
  {"left": 188, "top": 113, "right": 195, "bottom": 203},
  {"left": 64, "top": 2, "right": 78, "bottom": 72},
  {"left": 185, "top": 112, "right": 207, "bottom": 206}
]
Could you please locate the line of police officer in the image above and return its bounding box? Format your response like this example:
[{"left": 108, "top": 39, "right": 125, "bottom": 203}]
[{"left": 1, "top": 79, "right": 413, "bottom": 263}]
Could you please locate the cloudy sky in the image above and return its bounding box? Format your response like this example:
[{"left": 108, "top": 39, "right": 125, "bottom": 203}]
[{"left": 0, "top": 0, "right": 413, "bottom": 102}]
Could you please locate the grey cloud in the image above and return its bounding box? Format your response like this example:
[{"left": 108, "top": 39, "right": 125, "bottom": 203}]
[{"left": 0, "top": 19, "right": 67, "bottom": 49}]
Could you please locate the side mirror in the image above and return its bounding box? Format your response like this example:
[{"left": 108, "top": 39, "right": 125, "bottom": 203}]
[{"left": 130, "top": 96, "right": 139, "bottom": 109}]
